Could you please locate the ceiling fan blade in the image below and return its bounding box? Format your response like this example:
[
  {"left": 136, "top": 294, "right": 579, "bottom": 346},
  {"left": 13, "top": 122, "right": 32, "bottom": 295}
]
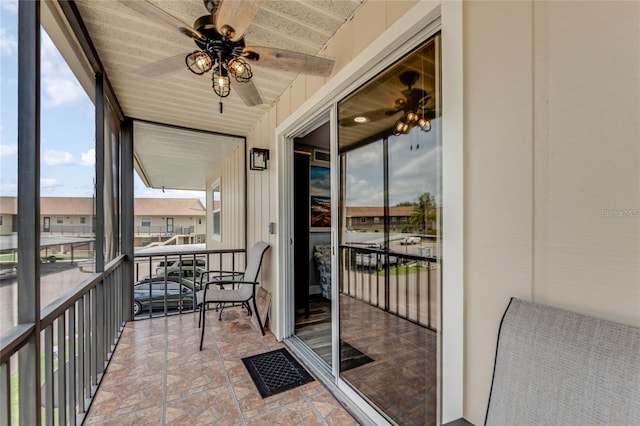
[
  {"left": 215, "top": 0, "right": 264, "bottom": 42},
  {"left": 134, "top": 53, "right": 186, "bottom": 78},
  {"left": 339, "top": 108, "right": 399, "bottom": 127},
  {"left": 117, "top": 0, "right": 203, "bottom": 40},
  {"left": 244, "top": 46, "right": 334, "bottom": 76},
  {"left": 234, "top": 79, "right": 264, "bottom": 106}
]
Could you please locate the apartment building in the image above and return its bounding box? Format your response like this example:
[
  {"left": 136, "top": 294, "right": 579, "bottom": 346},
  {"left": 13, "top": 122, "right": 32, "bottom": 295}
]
[{"left": 0, "top": 196, "right": 206, "bottom": 246}]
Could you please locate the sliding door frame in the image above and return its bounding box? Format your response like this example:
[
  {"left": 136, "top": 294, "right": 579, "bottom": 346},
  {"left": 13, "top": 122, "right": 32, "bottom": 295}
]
[{"left": 276, "top": 2, "right": 463, "bottom": 423}]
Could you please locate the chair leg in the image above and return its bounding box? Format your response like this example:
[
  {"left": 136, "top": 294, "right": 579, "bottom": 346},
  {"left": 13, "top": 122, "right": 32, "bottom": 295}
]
[
  {"left": 244, "top": 301, "right": 252, "bottom": 316},
  {"left": 252, "top": 296, "right": 265, "bottom": 336},
  {"left": 199, "top": 303, "right": 206, "bottom": 351}
]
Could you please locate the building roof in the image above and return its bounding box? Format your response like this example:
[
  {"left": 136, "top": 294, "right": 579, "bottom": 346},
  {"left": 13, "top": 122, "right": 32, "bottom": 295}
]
[
  {"left": 0, "top": 197, "right": 205, "bottom": 216},
  {"left": 346, "top": 206, "right": 416, "bottom": 218},
  {"left": 0, "top": 197, "right": 17, "bottom": 215},
  {"left": 134, "top": 198, "right": 205, "bottom": 216}
]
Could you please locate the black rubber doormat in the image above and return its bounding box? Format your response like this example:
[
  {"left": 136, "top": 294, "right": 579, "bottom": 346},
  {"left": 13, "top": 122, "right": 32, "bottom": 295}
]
[{"left": 242, "top": 348, "right": 314, "bottom": 398}]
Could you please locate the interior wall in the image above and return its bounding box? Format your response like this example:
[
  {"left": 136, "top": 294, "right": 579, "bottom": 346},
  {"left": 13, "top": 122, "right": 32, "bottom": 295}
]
[
  {"left": 463, "top": 1, "right": 640, "bottom": 424},
  {"left": 294, "top": 141, "right": 331, "bottom": 293}
]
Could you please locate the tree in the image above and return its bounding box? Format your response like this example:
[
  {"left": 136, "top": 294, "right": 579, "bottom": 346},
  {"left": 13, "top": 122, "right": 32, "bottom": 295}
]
[
  {"left": 409, "top": 192, "right": 437, "bottom": 233},
  {"left": 396, "top": 201, "right": 418, "bottom": 207}
]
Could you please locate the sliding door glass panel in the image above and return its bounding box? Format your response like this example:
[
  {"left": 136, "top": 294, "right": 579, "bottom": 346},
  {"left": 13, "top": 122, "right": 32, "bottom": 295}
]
[{"left": 337, "top": 33, "right": 441, "bottom": 425}]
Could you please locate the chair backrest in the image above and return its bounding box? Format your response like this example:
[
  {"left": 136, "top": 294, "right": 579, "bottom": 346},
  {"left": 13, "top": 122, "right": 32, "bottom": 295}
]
[
  {"left": 243, "top": 241, "right": 270, "bottom": 284},
  {"left": 486, "top": 298, "right": 640, "bottom": 425}
]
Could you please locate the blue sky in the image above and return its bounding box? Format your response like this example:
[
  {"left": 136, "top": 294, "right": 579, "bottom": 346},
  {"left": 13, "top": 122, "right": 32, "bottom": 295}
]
[
  {"left": 345, "top": 121, "right": 442, "bottom": 207},
  {"left": 0, "top": 0, "right": 204, "bottom": 202}
]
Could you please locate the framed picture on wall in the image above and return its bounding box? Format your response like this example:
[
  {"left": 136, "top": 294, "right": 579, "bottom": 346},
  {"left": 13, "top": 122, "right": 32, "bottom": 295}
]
[{"left": 310, "top": 162, "right": 330, "bottom": 231}]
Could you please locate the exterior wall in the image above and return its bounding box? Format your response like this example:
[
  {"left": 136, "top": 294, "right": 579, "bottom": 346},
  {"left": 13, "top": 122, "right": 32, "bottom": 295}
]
[
  {"left": 40, "top": 214, "right": 93, "bottom": 234},
  {"left": 0, "top": 215, "right": 13, "bottom": 235},
  {"left": 205, "top": 142, "right": 245, "bottom": 250},
  {"left": 463, "top": 1, "right": 640, "bottom": 424},
  {"left": 209, "top": 0, "right": 639, "bottom": 424},
  {"left": 244, "top": 0, "right": 419, "bottom": 315},
  {"left": 134, "top": 215, "right": 200, "bottom": 232}
]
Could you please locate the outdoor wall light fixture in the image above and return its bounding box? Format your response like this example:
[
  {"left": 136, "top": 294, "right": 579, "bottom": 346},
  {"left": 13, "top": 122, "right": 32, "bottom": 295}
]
[{"left": 250, "top": 148, "right": 269, "bottom": 171}]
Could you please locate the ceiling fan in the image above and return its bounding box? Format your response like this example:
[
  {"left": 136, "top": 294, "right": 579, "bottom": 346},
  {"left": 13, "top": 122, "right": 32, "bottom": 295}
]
[
  {"left": 118, "top": 0, "right": 335, "bottom": 111},
  {"left": 339, "top": 70, "right": 434, "bottom": 135}
]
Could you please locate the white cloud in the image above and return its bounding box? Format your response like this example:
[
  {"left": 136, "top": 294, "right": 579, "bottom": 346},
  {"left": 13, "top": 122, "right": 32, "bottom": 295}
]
[
  {"left": 0, "top": 144, "right": 18, "bottom": 157},
  {"left": 0, "top": 27, "right": 17, "bottom": 56},
  {"left": 43, "top": 150, "right": 75, "bottom": 166},
  {"left": 41, "top": 32, "right": 86, "bottom": 108},
  {"left": 80, "top": 148, "right": 95, "bottom": 166},
  {"left": 0, "top": 182, "right": 17, "bottom": 195},
  {"left": 41, "top": 178, "right": 62, "bottom": 191},
  {"left": 346, "top": 174, "right": 383, "bottom": 206}
]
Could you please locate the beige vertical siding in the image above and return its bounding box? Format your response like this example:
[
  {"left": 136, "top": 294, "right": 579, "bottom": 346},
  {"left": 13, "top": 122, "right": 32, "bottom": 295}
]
[
  {"left": 206, "top": 142, "right": 245, "bottom": 251},
  {"left": 532, "top": 0, "right": 640, "bottom": 325},
  {"left": 463, "top": 1, "right": 535, "bottom": 422},
  {"left": 463, "top": 1, "right": 640, "bottom": 424}
]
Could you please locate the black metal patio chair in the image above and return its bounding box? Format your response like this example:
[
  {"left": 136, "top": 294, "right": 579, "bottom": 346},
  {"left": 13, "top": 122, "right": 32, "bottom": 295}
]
[{"left": 195, "top": 241, "right": 270, "bottom": 350}]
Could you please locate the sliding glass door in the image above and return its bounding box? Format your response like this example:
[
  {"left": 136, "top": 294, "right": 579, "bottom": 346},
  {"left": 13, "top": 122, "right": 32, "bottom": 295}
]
[{"left": 337, "top": 33, "right": 442, "bottom": 425}]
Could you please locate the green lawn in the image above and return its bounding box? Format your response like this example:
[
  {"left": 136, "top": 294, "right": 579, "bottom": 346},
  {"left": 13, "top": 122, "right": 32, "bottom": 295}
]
[
  {"left": 9, "top": 344, "right": 64, "bottom": 425},
  {"left": 375, "top": 263, "right": 436, "bottom": 276}
]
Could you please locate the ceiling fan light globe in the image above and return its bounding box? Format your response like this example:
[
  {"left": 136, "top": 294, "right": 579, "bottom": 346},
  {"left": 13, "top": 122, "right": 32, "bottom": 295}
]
[
  {"left": 185, "top": 51, "right": 212, "bottom": 75},
  {"left": 406, "top": 112, "right": 419, "bottom": 123},
  {"left": 419, "top": 118, "right": 432, "bottom": 132},
  {"left": 228, "top": 57, "right": 252, "bottom": 82},
  {"left": 393, "top": 118, "right": 410, "bottom": 136},
  {"left": 212, "top": 71, "right": 231, "bottom": 97}
]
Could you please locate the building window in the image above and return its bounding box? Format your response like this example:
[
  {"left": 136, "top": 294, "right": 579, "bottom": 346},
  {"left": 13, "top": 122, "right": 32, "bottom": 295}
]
[
  {"left": 141, "top": 217, "right": 151, "bottom": 227},
  {"left": 360, "top": 217, "right": 367, "bottom": 223},
  {"left": 80, "top": 217, "right": 86, "bottom": 224},
  {"left": 0, "top": 216, "right": 3, "bottom": 226},
  {"left": 391, "top": 217, "right": 397, "bottom": 222},
  {"left": 212, "top": 180, "right": 221, "bottom": 241},
  {"left": 56, "top": 217, "right": 64, "bottom": 224},
  {"left": 373, "top": 217, "right": 381, "bottom": 224}
]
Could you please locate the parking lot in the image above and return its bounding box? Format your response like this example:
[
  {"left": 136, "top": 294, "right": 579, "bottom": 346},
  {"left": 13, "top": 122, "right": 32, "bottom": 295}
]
[{"left": 0, "top": 260, "right": 91, "bottom": 334}]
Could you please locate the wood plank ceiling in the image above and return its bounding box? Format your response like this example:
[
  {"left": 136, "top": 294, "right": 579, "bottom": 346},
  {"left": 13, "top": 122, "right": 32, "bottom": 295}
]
[
  {"left": 74, "top": 0, "right": 363, "bottom": 136},
  {"left": 72, "top": 0, "right": 363, "bottom": 191}
]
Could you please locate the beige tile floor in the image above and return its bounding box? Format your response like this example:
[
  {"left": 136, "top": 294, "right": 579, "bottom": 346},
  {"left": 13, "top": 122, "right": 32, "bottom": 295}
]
[
  {"left": 84, "top": 307, "right": 358, "bottom": 425},
  {"left": 339, "top": 295, "right": 438, "bottom": 425}
]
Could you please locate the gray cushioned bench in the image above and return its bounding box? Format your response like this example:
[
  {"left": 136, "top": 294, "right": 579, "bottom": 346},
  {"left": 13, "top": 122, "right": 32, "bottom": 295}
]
[{"left": 485, "top": 298, "right": 640, "bottom": 425}]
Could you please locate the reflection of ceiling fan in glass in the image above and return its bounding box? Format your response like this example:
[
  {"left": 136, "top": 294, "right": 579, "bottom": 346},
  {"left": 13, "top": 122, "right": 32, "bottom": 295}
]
[
  {"left": 118, "top": 0, "right": 335, "bottom": 112},
  {"left": 340, "top": 71, "right": 434, "bottom": 136}
]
